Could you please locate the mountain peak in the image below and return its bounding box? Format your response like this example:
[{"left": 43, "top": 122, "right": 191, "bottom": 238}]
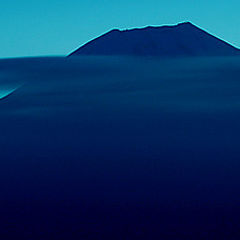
[
  {"left": 69, "top": 22, "right": 240, "bottom": 57},
  {"left": 108, "top": 22, "right": 196, "bottom": 33},
  {"left": 177, "top": 21, "right": 194, "bottom": 26}
]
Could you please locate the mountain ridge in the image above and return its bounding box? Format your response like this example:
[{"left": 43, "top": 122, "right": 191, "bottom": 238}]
[{"left": 69, "top": 22, "right": 240, "bottom": 57}]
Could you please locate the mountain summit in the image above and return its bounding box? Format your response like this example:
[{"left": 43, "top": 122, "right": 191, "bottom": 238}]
[{"left": 69, "top": 22, "right": 240, "bottom": 57}]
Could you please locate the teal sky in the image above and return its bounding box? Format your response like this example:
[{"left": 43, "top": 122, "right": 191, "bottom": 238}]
[{"left": 0, "top": 0, "right": 239, "bottom": 58}]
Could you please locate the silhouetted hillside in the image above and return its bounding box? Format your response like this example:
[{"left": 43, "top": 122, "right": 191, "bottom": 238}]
[{"left": 69, "top": 22, "right": 240, "bottom": 57}]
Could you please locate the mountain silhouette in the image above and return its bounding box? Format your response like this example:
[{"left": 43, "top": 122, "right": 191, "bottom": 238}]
[{"left": 69, "top": 22, "right": 240, "bottom": 57}]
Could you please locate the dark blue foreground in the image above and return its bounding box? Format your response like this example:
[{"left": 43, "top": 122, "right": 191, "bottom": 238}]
[{"left": 0, "top": 56, "right": 240, "bottom": 239}]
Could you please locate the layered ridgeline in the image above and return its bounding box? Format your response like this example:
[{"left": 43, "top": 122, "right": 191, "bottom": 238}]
[{"left": 69, "top": 22, "right": 240, "bottom": 57}]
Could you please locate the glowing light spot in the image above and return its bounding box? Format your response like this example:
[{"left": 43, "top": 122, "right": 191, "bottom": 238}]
[{"left": 0, "top": 87, "right": 18, "bottom": 100}]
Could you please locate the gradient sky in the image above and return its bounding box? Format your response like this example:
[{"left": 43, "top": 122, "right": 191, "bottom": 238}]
[{"left": 1, "top": 0, "right": 239, "bottom": 58}]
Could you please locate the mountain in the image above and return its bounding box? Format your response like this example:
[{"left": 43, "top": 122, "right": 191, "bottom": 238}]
[{"left": 69, "top": 22, "right": 240, "bottom": 57}]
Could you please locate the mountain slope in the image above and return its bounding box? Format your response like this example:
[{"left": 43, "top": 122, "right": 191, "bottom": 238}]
[{"left": 69, "top": 22, "right": 240, "bottom": 57}]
